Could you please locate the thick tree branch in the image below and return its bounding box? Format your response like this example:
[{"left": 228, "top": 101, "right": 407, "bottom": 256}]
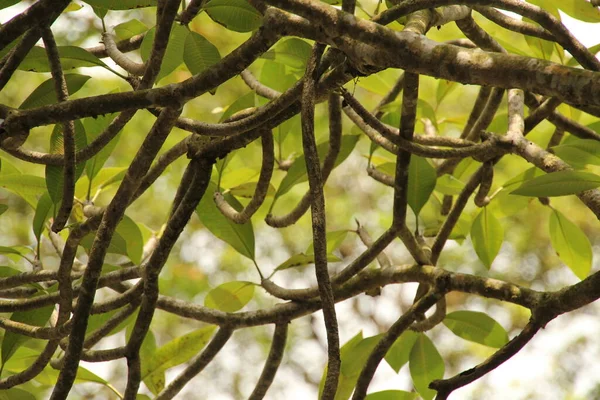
[{"left": 301, "top": 43, "right": 340, "bottom": 400}]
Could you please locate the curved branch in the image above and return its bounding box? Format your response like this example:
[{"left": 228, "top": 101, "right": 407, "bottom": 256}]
[
  {"left": 431, "top": 318, "right": 541, "bottom": 399},
  {"left": 473, "top": 6, "right": 555, "bottom": 41},
  {"left": 102, "top": 32, "right": 146, "bottom": 76},
  {"left": 261, "top": 227, "right": 398, "bottom": 301},
  {"left": 248, "top": 323, "right": 289, "bottom": 400},
  {"left": 214, "top": 130, "right": 274, "bottom": 223},
  {"left": 265, "top": 94, "right": 342, "bottom": 228},
  {"left": 241, "top": 69, "right": 282, "bottom": 99},
  {"left": 341, "top": 89, "right": 498, "bottom": 160},
  {"left": 86, "top": 33, "right": 145, "bottom": 59}
]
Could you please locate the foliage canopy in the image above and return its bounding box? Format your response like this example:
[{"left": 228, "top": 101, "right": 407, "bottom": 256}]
[{"left": 0, "top": 0, "right": 600, "bottom": 399}]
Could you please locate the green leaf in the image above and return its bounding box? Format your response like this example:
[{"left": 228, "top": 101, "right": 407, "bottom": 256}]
[
  {"left": 0, "top": 0, "right": 20, "bottom": 10},
  {"left": 19, "top": 74, "right": 91, "bottom": 109},
  {"left": 141, "top": 326, "right": 216, "bottom": 394},
  {"left": 83, "top": 113, "right": 120, "bottom": 182},
  {"left": 57, "top": 46, "right": 114, "bottom": 71},
  {"left": 114, "top": 19, "right": 149, "bottom": 41},
  {"left": 228, "top": 182, "right": 276, "bottom": 198},
  {"left": 83, "top": 0, "right": 158, "bottom": 10},
  {"left": 365, "top": 391, "right": 418, "bottom": 400},
  {"left": 16, "top": 46, "right": 112, "bottom": 73},
  {"left": 1, "top": 305, "right": 54, "bottom": 366},
  {"left": 549, "top": 209, "right": 593, "bottom": 279},
  {"left": 65, "top": 2, "right": 84, "bottom": 12},
  {"left": 552, "top": 146, "right": 600, "bottom": 169},
  {"left": 219, "top": 167, "right": 258, "bottom": 189},
  {"left": 417, "top": 99, "right": 437, "bottom": 129},
  {"left": 35, "top": 365, "right": 109, "bottom": 386},
  {"left": 259, "top": 60, "right": 298, "bottom": 95},
  {"left": 85, "top": 305, "right": 137, "bottom": 338},
  {"left": 116, "top": 215, "right": 144, "bottom": 264},
  {"left": 44, "top": 166, "right": 63, "bottom": 208},
  {"left": 552, "top": 139, "right": 600, "bottom": 168},
  {"left": 126, "top": 324, "right": 157, "bottom": 392},
  {"left": 74, "top": 366, "right": 109, "bottom": 384},
  {"left": 0, "top": 388, "right": 36, "bottom": 400},
  {"left": 0, "top": 203, "right": 7, "bottom": 216},
  {"left": 407, "top": 156, "right": 436, "bottom": 216},
  {"left": 196, "top": 182, "right": 255, "bottom": 259},
  {"left": 140, "top": 24, "right": 188, "bottom": 81},
  {"left": 80, "top": 215, "right": 143, "bottom": 264},
  {"left": 219, "top": 91, "right": 256, "bottom": 126},
  {"left": 409, "top": 334, "right": 444, "bottom": 400},
  {"left": 443, "top": 311, "right": 509, "bottom": 348},
  {"left": 274, "top": 253, "right": 341, "bottom": 272},
  {"left": 524, "top": 24, "right": 555, "bottom": 60},
  {"left": 319, "top": 332, "right": 381, "bottom": 400},
  {"left": 32, "top": 192, "right": 53, "bottom": 242},
  {"left": 502, "top": 167, "right": 544, "bottom": 191},
  {"left": 436, "top": 80, "right": 457, "bottom": 106},
  {"left": 184, "top": 31, "right": 222, "bottom": 77},
  {"left": 45, "top": 120, "right": 88, "bottom": 205},
  {"left": 97, "top": 168, "right": 127, "bottom": 188},
  {"left": 434, "top": 174, "right": 464, "bottom": 195},
  {"left": 510, "top": 170, "right": 600, "bottom": 197},
  {"left": 204, "top": 281, "right": 254, "bottom": 312},
  {"left": 0, "top": 174, "right": 47, "bottom": 208},
  {"left": 0, "top": 156, "right": 20, "bottom": 176},
  {"left": 0, "top": 266, "right": 21, "bottom": 278},
  {"left": 306, "top": 230, "right": 348, "bottom": 255},
  {"left": 92, "top": 5, "right": 107, "bottom": 18},
  {"left": 1, "top": 347, "right": 38, "bottom": 374},
  {"left": 528, "top": 0, "right": 560, "bottom": 19},
  {"left": 14, "top": 46, "right": 50, "bottom": 72},
  {"left": 275, "top": 134, "right": 360, "bottom": 199},
  {"left": 0, "top": 246, "right": 29, "bottom": 258},
  {"left": 204, "top": 0, "right": 262, "bottom": 33},
  {"left": 449, "top": 213, "right": 472, "bottom": 242},
  {"left": 470, "top": 207, "right": 503, "bottom": 269},
  {"left": 76, "top": 167, "right": 127, "bottom": 200},
  {"left": 547, "top": 0, "right": 600, "bottom": 22},
  {"left": 262, "top": 38, "right": 312, "bottom": 70},
  {"left": 357, "top": 73, "right": 393, "bottom": 96},
  {"left": 380, "top": 111, "right": 400, "bottom": 127},
  {"left": 385, "top": 330, "right": 419, "bottom": 373}
]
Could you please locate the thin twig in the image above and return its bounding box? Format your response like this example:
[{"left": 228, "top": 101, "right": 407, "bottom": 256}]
[
  {"left": 352, "top": 289, "right": 444, "bottom": 399},
  {"left": 215, "top": 130, "right": 274, "bottom": 223},
  {"left": 155, "top": 327, "right": 234, "bottom": 400},
  {"left": 431, "top": 319, "right": 541, "bottom": 399}
]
